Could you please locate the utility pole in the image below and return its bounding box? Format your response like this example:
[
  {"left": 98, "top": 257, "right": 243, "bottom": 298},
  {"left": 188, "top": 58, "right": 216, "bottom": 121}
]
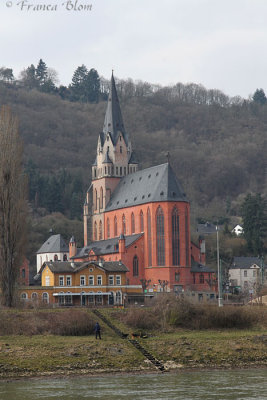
[{"left": 216, "top": 225, "right": 223, "bottom": 307}]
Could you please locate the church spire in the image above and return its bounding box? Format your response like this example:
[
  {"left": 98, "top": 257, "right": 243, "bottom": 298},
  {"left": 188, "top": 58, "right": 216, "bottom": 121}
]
[{"left": 102, "top": 72, "right": 129, "bottom": 146}]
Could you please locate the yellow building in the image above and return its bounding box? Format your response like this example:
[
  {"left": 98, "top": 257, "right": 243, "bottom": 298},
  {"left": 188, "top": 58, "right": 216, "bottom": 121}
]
[{"left": 19, "top": 260, "right": 142, "bottom": 306}]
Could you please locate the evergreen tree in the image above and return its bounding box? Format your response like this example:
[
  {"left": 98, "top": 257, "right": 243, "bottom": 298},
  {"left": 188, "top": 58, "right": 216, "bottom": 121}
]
[
  {"left": 70, "top": 65, "right": 100, "bottom": 103},
  {"left": 21, "top": 64, "right": 38, "bottom": 89},
  {"left": 36, "top": 59, "right": 48, "bottom": 86},
  {"left": 252, "top": 88, "right": 267, "bottom": 105},
  {"left": 241, "top": 193, "right": 267, "bottom": 255},
  {"left": 70, "top": 64, "right": 88, "bottom": 101},
  {"left": 85, "top": 68, "right": 100, "bottom": 103}
]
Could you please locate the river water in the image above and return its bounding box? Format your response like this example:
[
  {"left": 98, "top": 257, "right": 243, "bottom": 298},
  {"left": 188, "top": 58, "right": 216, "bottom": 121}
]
[{"left": 0, "top": 369, "right": 267, "bottom": 400}]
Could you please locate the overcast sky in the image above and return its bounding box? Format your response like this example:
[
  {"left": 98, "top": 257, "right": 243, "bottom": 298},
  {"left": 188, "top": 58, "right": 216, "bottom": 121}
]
[{"left": 1, "top": 0, "right": 267, "bottom": 97}]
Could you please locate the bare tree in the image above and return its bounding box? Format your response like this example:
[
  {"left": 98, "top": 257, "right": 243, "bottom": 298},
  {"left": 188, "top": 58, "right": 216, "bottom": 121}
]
[{"left": 0, "top": 107, "right": 27, "bottom": 307}]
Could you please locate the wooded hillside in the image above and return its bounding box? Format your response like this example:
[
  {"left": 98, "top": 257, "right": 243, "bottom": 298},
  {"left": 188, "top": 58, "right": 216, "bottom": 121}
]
[{"left": 0, "top": 76, "right": 266, "bottom": 262}]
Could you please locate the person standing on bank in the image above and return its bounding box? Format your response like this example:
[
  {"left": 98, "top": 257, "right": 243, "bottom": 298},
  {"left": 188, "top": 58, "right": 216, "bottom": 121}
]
[{"left": 94, "top": 322, "right": 101, "bottom": 339}]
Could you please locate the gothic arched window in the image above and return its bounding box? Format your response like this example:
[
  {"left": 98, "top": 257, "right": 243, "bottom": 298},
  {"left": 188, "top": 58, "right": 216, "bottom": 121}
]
[
  {"left": 147, "top": 208, "right": 152, "bottom": 266},
  {"left": 94, "top": 189, "right": 97, "bottom": 211},
  {"left": 99, "top": 220, "right": 103, "bottom": 240},
  {"left": 133, "top": 255, "right": 139, "bottom": 276},
  {"left": 185, "top": 208, "right": 189, "bottom": 266},
  {"left": 122, "top": 214, "right": 126, "bottom": 235},
  {"left": 172, "top": 207, "right": 180, "bottom": 265},
  {"left": 131, "top": 212, "right": 135, "bottom": 234},
  {"left": 140, "top": 210, "right": 144, "bottom": 232},
  {"left": 107, "top": 218, "right": 110, "bottom": 238},
  {"left": 100, "top": 187, "right": 103, "bottom": 209},
  {"left": 156, "top": 206, "right": 165, "bottom": 266},
  {"left": 94, "top": 221, "right": 97, "bottom": 241},
  {"left": 114, "top": 216, "right": 117, "bottom": 236}
]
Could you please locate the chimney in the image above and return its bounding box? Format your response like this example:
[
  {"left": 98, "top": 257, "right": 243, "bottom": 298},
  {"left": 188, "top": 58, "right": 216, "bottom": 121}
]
[
  {"left": 199, "top": 236, "right": 206, "bottom": 264},
  {"left": 118, "top": 233, "right": 125, "bottom": 256},
  {"left": 69, "top": 236, "right": 77, "bottom": 259}
]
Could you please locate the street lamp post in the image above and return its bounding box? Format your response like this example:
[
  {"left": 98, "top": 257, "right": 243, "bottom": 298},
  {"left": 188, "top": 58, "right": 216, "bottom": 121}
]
[{"left": 216, "top": 225, "right": 223, "bottom": 307}]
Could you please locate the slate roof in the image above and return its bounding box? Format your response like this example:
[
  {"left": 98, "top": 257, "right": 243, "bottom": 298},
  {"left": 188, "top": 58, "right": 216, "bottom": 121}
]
[
  {"left": 37, "top": 234, "right": 69, "bottom": 254},
  {"left": 102, "top": 73, "right": 129, "bottom": 146},
  {"left": 231, "top": 257, "right": 266, "bottom": 269},
  {"left": 105, "top": 163, "right": 188, "bottom": 212},
  {"left": 197, "top": 222, "right": 219, "bottom": 235},
  {"left": 74, "top": 233, "right": 143, "bottom": 259},
  {"left": 128, "top": 150, "right": 138, "bottom": 164},
  {"left": 40, "top": 260, "right": 128, "bottom": 274},
  {"left": 191, "top": 263, "right": 215, "bottom": 273}
]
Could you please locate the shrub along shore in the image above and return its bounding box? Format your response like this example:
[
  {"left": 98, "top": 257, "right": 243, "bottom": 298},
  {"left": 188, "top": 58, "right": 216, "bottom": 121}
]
[{"left": 0, "top": 300, "right": 267, "bottom": 379}]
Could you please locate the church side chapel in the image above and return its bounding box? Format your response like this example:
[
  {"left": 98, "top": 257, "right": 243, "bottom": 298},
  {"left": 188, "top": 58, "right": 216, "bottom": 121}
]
[{"left": 72, "top": 73, "right": 216, "bottom": 297}]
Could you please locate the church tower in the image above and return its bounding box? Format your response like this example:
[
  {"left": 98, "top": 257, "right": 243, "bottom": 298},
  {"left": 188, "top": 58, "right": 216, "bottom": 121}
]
[{"left": 83, "top": 72, "right": 138, "bottom": 245}]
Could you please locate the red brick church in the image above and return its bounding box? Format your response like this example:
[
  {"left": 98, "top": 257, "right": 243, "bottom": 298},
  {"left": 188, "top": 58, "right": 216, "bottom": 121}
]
[{"left": 70, "top": 73, "right": 216, "bottom": 295}]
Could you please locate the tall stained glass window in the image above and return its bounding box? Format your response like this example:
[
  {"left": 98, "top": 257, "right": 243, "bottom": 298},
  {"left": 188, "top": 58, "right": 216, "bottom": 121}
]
[
  {"left": 131, "top": 212, "right": 135, "bottom": 234},
  {"left": 172, "top": 207, "right": 180, "bottom": 265},
  {"left": 147, "top": 208, "right": 152, "bottom": 266},
  {"left": 140, "top": 210, "right": 144, "bottom": 232},
  {"left": 114, "top": 216, "right": 117, "bottom": 236},
  {"left": 156, "top": 206, "right": 165, "bottom": 266}
]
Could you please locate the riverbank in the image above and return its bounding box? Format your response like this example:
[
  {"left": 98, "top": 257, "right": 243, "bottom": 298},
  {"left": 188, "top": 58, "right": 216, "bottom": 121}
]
[{"left": 1, "top": 328, "right": 267, "bottom": 379}]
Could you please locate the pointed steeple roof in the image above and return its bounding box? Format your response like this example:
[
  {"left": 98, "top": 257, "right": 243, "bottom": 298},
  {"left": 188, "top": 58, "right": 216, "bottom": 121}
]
[{"left": 102, "top": 72, "right": 129, "bottom": 146}]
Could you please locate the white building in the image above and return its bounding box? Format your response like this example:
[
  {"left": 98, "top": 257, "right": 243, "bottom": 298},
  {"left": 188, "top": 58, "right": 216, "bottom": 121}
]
[
  {"left": 231, "top": 224, "right": 244, "bottom": 236},
  {"left": 36, "top": 234, "right": 69, "bottom": 272},
  {"left": 229, "top": 257, "right": 266, "bottom": 293}
]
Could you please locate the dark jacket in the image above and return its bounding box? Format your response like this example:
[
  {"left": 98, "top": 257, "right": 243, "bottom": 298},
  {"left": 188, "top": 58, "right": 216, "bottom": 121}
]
[{"left": 94, "top": 322, "right": 101, "bottom": 332}]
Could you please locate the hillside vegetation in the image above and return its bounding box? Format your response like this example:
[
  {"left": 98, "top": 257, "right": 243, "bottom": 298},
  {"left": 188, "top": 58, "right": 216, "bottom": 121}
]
[{"left": 0, "top": 76, "right": 266, "bottom": 262}]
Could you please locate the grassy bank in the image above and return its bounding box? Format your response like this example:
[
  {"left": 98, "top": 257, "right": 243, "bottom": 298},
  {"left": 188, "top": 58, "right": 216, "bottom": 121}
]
[{"left": 0, "top": 306, "right": 266, "bottom": 379}]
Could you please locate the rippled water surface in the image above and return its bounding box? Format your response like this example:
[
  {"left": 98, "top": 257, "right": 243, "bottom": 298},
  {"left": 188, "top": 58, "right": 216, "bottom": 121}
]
[{"left": 0, "top": 369, "right": 267, "bottom": 400}]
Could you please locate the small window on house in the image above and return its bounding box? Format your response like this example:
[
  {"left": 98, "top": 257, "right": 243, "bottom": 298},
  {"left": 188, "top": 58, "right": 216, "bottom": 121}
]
[
  {"left": 253, "top": 270, "right": 257, "bottom": 277},
  {"left": 175, "top": 272, "right": 180, "bottom": 282},
  {"left": 45, "top": 276, "right": 50, "bottom": 286},
  {"left": 97, "top": 275, "right": 102, "bottom": 285},
  {"left": 133, "top": 256, "right": 139, "bottom": 276},
  {"left": 109, "top": 275, "right": 114, "bottom": 285},
  {"left": 66, "top": 276, "right": 72, "bottom": 286},
  {"left": 21, "top": 293, "right": 28, "bottom": 300},
  {"left": 31, "top": 292, "right": 38, "bottom": 300},
  {"left": 89, "top": 276, "right": 94, "bottom": 285},
  {"left": 116, "top": 275, "right": 121, "bottom": 285},
  {"left": 59, "top": 276, "right": 64, "bottom": 286},
  {"left": 21, "top": 268, "right": 25, "bottom": 278},
  {"left": 42, "top": 292, "right": 49, "bottom": 304},
  {"left": 244, "top": 270, "right": 247, "bottom": 277},
  {"left": 96, "top": 294, "right": 103, "bottom": 304},
  {"left": 80, "top": 276, "right": 85, "bottom": 286},
  {"left": 88, "top": 294, "right": 94, "bottom": 304},
  {"left": 116, "top": 291, "right": 122, "bottom": 305}
]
